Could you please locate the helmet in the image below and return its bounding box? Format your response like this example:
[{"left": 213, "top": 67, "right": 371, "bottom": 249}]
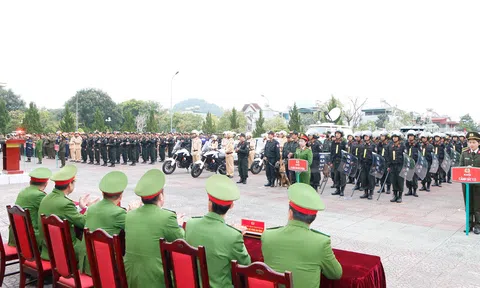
[
  {"left": 353, "top": 131, "right": 362, "bottom": 138},
  {"left": 191, "top": 130, "right": 198, "bottom": 135},
  {"left": 211, "top": 135, "right": 218, "bottom": 140},
  {"left": 406, "top": 130, "right": 416, "bottom": 137},
  {"left": 335, "top": 129, "right": 344, "bottom": 136},
  {"left": 439, "top": 133, "right": 446, "bottom": 138},
  {"left": 279, "top": 131, "right": 287, "bottom": 136},
  {"left": 451, "top": 132, "right": 458, "bottom": 137},
  {"left": 245, "top": 132, "right": 252, "bottom": 138},
  {"left": 419, "top": 132, "right": 428, "bottom": 139},
  {"left": 391, "top": 131, "right": 402, "bottom": 138},
  {"left": 372, "top": 131, "right": 380, "bottom": 138},
  {"left": 347, "top": 133, "right": 353, "bottom": 138},
  {"left": 432, "top": 132, "right": 440, "bottom": 138},
  {"left": 379, "top": 130, "right": 388, "bottom": 136},
  {"left": 362, "top": 131, "right": 372, "bottom": 138}
]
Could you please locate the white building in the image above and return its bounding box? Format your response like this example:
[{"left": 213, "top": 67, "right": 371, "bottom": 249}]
[{"left": 242, "top": 103, "right": 283, "bottom": 132}]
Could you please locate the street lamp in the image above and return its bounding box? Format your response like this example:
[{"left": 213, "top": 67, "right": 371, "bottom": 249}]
[
  {"left": 261, "top": 94, "right": 270, "bottom": 108},
  {"left": 76, "top": 94, "right": 79, "bottom": 132},
  {"left": 170, "top": 71, "right": 179, "bottom": 132}
]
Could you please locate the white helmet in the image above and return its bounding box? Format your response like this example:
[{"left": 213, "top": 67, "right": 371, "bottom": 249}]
[
  {"left": 246, "top": 132, "right": 252, "bottom": 138},
  {"left": 191, "top": 130, "right": 198, "bottom": 135},
  {"left": 211, "top": 135, "right": 218, "bottom": 140}
]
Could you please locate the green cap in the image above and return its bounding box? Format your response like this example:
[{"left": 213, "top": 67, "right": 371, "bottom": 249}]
[
  {"left": 51, "top": 165, "right": 77, "bottom": 185},
  {"left": 99, "top": 171, "right": 128, "bottom": 194},
  {"left": 288, "top": 183, "right": 325, "bottom": 214},
  {"left": 29, "top": 167, "right": 52, "bottom": 183},
  {"left": 135, "top": 169, "right": 165, "bottom": 199},
  {"left": 206, "top": 174, "right": 240, "bottom": 205},
  {"left": 467, "top": 131, "right": 480, "bottom": 141}
]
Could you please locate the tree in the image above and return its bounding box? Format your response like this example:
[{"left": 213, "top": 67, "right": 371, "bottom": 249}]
[
  {"left": 343, "top": 97, "right": 368, "bottom": 128},
  {"left": 300, "top": 113, "right": 317, "bottom": 129},
  {"left": 265, "top": 116, "right": 288, "bottom": 132},
  {"left": 122, "top": 110, "right": 135, "bottom": 132},
  {"left": 59, "top": 104, "right": 75, "bottom": 132},
  {"left": 7, "top": 110, "right": 25, "bottom": 132},
  {"left": 320, "top": 95, "right": 343, "bottom": 125},
  {"left": 218, "top": 109, "right": 247, "bottom": 132},
  {"left": 375, "top": 114, "right": 389, "bottom": 129},
  {"left": 92, "top": 108, "right": 106, "bottom": 131},
  {"left": 22, "top": 102, "right": 42, "bottom": 133},
  {"left": 65, "top": 88, "right": 122, "bottom": 130},
  {"left": 288, "top": 102, "right": 302, "bottom": 132},
  {"left": 458, "top": 114, "right": 477, "bottom": 132},
  {"left": 146, "top": 110, "right": 158, "bottom": 132},
  {"left": 172, "top": 112, "right": 204, "bottom": 132},
  {"left": 135, "top": 114, "right": 147, "bottom": 133},
  {"left": 0, "top": 99, "right": 10, "bottom": 135},
  {"left": 202, "top": 112, "right": 216, "bottom": 134},
  {"left": 356, "top": 120, "right": 376, "bottom": 132},
  {"left": 0, "top": 88, "right": 26, "bottom": 111},
  {"left": 39, "top": 109, "right": 59, "bottom": 133},
  {"left": 229, "top": 108, "right": 239, "bottom": 130},
  {"left": 118, "top": 99, "right": 161, "bottom": 117},
  {"left": 253, "top": 110, "right": 266, "bottom": 137}
]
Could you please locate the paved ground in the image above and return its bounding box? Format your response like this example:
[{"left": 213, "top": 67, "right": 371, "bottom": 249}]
[{"left": 1, "top": 157, "right": 479, "bottom": 287}]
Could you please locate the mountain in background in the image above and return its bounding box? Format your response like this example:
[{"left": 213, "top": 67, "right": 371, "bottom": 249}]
[{"left": 173, "top": 98, "right": 224, "bottom": 117}]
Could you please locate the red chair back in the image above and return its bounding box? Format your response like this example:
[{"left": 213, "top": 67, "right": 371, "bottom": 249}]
[
  {"left": 159, "top": 238, "right": 210, "bottom": 288},
  {"left": 6, "top": 205, "right": 44, "bottom": 271},
  {"left": 40, "top": 214, "right": 81, "bottom": 287},
  {"left": 231, "top": 261, "right": 293, "bottom": 288},
  {"left": 84, "top": 228, "right": 127, "bottom": 288}
]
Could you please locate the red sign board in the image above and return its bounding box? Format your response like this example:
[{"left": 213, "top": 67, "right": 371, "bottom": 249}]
[
  {"left": 54, "top": 144, "right": 59, "bottom": 152},
  {"left": 288, "top": 159, "right": 309, "bottom": 172},
  {"left": 241, "top": 219, "right": 265, "bottom": 234},
  {"left": 452, "top": 167, "right": 480, "bottom": 184}
]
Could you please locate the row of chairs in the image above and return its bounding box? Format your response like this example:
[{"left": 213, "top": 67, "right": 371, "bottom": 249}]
[{"left": 1, "top": 205, "right": 293, "bottom": 287}]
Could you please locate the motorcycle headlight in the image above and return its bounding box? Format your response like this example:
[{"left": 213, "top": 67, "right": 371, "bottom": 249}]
[{"left": 255, "top": 153, "right": 260, "bottom": 158}]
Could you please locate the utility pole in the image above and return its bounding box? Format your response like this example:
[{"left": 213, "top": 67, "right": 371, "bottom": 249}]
[{"left": 76, "top": 94, "right": 79, "bottom": 131}]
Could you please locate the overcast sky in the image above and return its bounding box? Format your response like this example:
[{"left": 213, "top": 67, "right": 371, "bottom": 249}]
[{"left": 1, "top": 1, "right": 479, "bottom": 121}]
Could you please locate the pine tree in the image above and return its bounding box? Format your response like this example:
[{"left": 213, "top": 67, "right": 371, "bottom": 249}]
[
  {"left": 122, "top": 110, "right": 135, "bottom": 132},
  {"left": 22, "top": 102, "right": 42, "bottom": 133},
  {"left": 59, "top": 104, "right": 75, "bottom": 132},
  {"left": 92, "top": 108, "right": 105, "bottom": 132},
  {"left": 146, "top": 110, "right": 158, "bottom": 132},
  {"left": 202, "top": 112, "right": 216, "bottom": 134},
  {"left": 253, "top": 109, "right": 266, "bottom": 137},
  {"left": 0, "top": 99, "right": 10, "bottom": 135},
  {"left": 229, "top": 108, "right": 239, "bottom": 131},
  {"left": 288, "top": 102, "right": 301, "bottom": 132}
]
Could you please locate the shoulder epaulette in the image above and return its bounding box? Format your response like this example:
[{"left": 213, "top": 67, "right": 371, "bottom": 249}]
[
  {"left": 462, "top": 147, "right": 469, "bottom": 152},
  {"left": 266, "top": 226, "right": 282, "bottom": 230},
  {"left": 190, "top": 216, "right": 203, "bottom": 219},
  {"left": 226, "top": 224, "right": 241, "bottom": 233},
  {"left": 163, "top": 208, "right": 177, "bottom": 214},
  {"left": 310, "top": 229, "right": 330, "bottom": 237}
]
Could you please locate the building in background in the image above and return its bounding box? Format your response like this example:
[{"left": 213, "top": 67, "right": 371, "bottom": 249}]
[
  {"left": 361, "top": 99, "right": 396, "bottom": 124},
  {"left": 242, "top": 103, "right": 285, "bottom": 132}
]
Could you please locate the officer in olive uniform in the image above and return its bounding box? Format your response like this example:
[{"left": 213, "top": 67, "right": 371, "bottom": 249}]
[
  {"left": 8, "top": 167, "right": 52, "bottom": 247},
  {"left": 78, "top": 171, "right": 128, "bottom": 275},
  {"left": 405, "top": 130, "right": 420, "bottom": 197},
  {"left": 58, "top": 135, "right": 67, "bottom": 168},
  {"left": 262, "top": 183, "right": 342, "bottom": 288},
  {"left": 124, "top": 169, "right": 184, "bottom": 287},
  {"left": 359, "top": 131, "right": 376, "bottom": 200},
  {"left": 460, "top": 131, "right": 480, "bottom": 234},
  {"left": 236, "top": 133, "right": 249, "bottom": 184},
  {"left": 330, "top": 130, "right": 347, "bottom": 196},
  {"left": 38, "top": 165, "right": 91, "bottom": 260},
  {"left": 186, "top": 175, "right": 251, "bottom": 287},
  {"left": 264, "top": 131, "right": 280, "bottom": 187},
  {"left": 295, "top": 134, "right": 313, "bottom": 185},
  {"left": 36, "top": 135, "right": 44, "bottom": 164},
  {"left": 167, "top": 134, "right": 175, "bottom": 158},
  {"left": 419, "top": 133, "right": 434, "bottom": 192},
  {"left": 388, "top": 131, "right": 405, "bottom": 203}
]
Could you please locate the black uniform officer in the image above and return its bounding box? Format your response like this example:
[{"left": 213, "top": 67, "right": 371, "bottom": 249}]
[
  {"left": 149, "top": 136, "right": 157, "bottom": 164},
  {"left": 236, "top": 133, "right": 249, "bottom": 184},
  {"left": 388, "top": 131, "right": 405, "bottom": 203},
  {"left": 121, "top": 135, "right": 128, "bottom": 164},
  {"left": 94, "top": 135, "right": 101, "bottom": 165},
  {"left": 359, "top": 131, "right": 376, "bottom": 200},
  {"left": 432, "top": 133, "right": 445, "bottom": 187},
  {"left": 129, "top": 136, "right": 138, "bottom": 166},
  {"left": 81, "top": 135, "right": 88, "bottom": 163},
  {"left": 264, "top": 131, "right": 280, "bottom": 187},
  {"left": 377, "top": 131, "right": 391, "bottom": 194},
  {"left": 101, "top": 135, "right": 108, "bottom": 166},
  {"left": 330, "top": 130, "right": 347, "bottom": 196},
  {"left": 167, "top": 134, "right": 175, "bottom": 158},
  {"left": 115, "top": 135, "right": 121, "bottom": 164},
  {"left": 141, "top": 136, "right": 148, "bottom": 163},
  {"left": 159, "top": 136, "right": 166, "bottom": 162},
  {"left": 351, "top": 132, "right": 364, "bottom": 190},
  {"left": 419, "top": 133, "right": 434, "bottom": 192},
  {"left": 283, "top": 132, "right": 299, "bottom": 184},
  {"left": 405, "top": 130, "right": 420, "bottom": 197},
  {"left": 310, "top": 135, "right": 322, "bottom": 190},
  {"left": 87, "top": 134, "right": 94, "bottom": 164},
  {"left": 107, "top": 135, "right": 116, "bottom": 167}
]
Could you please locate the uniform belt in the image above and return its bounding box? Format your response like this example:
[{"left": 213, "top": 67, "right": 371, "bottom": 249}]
[
  {"left": 193, "top": 150, "right": 198, "bottom": 152},
  {"left": 250, "top": 149, "right": 254, "bottom": 151},
  {"left": 226, "top": 152, "right": 233, "bottom": 154}
]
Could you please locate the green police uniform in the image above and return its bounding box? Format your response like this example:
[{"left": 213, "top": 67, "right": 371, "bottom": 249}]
[
  {"left": 36, "top": 138, "right": 43, "bottom": 163},
  {"left": 38, "top": 165, "right": 85, "bottom": 260},
  {"left": 124, "top": 169, "right": 185, "bottom": 288},
  {"left": 261, "top": 183, "right": 342, "bottom": 288},
  {"left": 460, "top": 131, "right": 480, "bottom": 233},
  {"left": 186, "top": 174, "right": 251, "bottom": 288},
  {"left": 8, "top": 168, "right": 52, "bottom": 247},
  {"left": 294, "top": 146, "right": 313, "bottom": 185},
  {"left": 78, "top": 171, "right": 128, "bottom": 275}
]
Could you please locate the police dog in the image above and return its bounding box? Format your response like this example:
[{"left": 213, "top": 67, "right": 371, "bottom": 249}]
[{"left": 275, "top": 159, "right": 291, "bottom": 187}]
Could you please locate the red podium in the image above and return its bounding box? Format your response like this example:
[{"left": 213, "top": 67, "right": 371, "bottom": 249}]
[{"left": 2, "top": 139, "right": 25, "bottom": 174}]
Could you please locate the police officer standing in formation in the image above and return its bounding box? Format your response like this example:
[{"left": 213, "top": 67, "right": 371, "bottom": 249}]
[
  {"left": 432, "top": 133, "right": 445, "bottom": 187},
  {"left": 283, "top": 131, "right": 299, "bottom": 184},
  {"left": 235, "top": 133, "right": 249, "bottom": 184},
  {"left": 387, "top": 131, "right": 405, "bottom": 203},
  {"left": 405, "top": 130, "right": 420, "bottom": 197},
  {"left": 419, "top": 132, "right": 434, "bottom": 192},
  {"left": 264, "top": 131, "right": 280, "bottom": 187},
  {"left": 377, "top": 131, "right": 391, "bottom": 194},
  {"left": 359, "top": 131, "right": 376, "bottom": 200},
  {"left": 330, "top": 130, "right": 347, "bottom": 196},
  {"left": 310, "top": 134, "right": 323, "bottom": 190}
]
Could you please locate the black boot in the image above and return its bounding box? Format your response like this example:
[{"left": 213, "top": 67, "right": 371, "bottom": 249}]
[
  {"left": 386, "top": 184, "right": 391, "bottom": 194},
  {"left": 340, "top": 186, "right": 345, "bottom": 197},
  {"left": 102, "top": 163, "right": 107, "bottom": 166},
  {"left": 413, "top": 189, "right": 418, "bottom": 197},
  {"left": 390, "top": 191, "right": 398, "bottom": 202},
  {"left": 332, "top": 188, "right": 340, "bottom": 195},
  {"left": 265, "top": 182, "right": 272, "bottom": 187},
  {"left": 447, "top": 178, "right": 452, "bottom": 184},
  {"left": 432, "top": 180, "right": 439, "bottom": 187},
  {"left": 130, "top": 163, "right": 136, "bottom": 166},
  {"left": 360, "top": 190, "right": 368, "bottom": 199},
  {"left": 405, "top": 188, "right": 413, "bottom": 196},
  {"left": 237, "top": 179, "right": 243, "bottom": 184},
  {"left": 353, "top": 185, "right": 360, "bottom": 191},
  {"left": 426, "top": 183, "right": 431, "bottom": 192},
  {"left": 396, "top": 192, "right": 403, "bottom": 203},
  {"left": 242, "top": 179, "right": 247, "bottom": 184},
  {"left": 368, "top": 190, "right": 373, "bottom": 200},
  {"left": 109, "top": 163, "right": 115, "bottom": 167},
  {"left": 419, "top": 184, "right": 426, "bottom": 191}
]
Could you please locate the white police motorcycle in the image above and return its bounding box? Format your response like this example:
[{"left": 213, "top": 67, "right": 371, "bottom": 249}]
[
  {"left": 162, "top": 141, "right": 193, "bottom": 175},
  {"left": 190, "top": 141, "right": 227, "bottom": 178}
]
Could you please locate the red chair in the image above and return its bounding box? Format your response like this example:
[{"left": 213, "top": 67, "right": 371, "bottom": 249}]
[
  {"left": 7, "top": 205, "right": 51, "bottom": 288},
  {"left": 159, "top": 238, "right": 210, "bottom": 288},
  {"left": 40, "top": 214, "right": 93, "bottom": 288},
  {"left": 0, "top": 231, "right": 19, "bottom": 286},
  {"left": 231, "top": 260, "right": 293, "bottom": 288},
  {"left": 84, "top": 228, "right": 127, "bottom": 288}
]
